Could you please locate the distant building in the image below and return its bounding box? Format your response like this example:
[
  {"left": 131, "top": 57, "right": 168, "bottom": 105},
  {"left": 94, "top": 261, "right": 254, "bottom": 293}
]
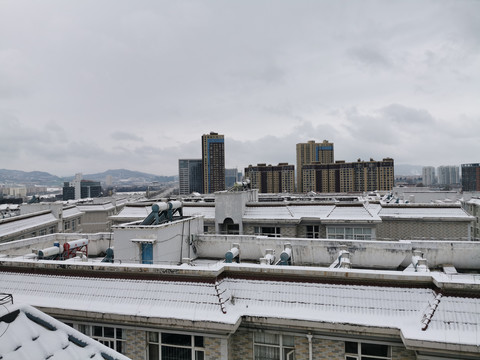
[
  {"left": 422, "top": 166, "right": 436, "bottom": 186},
  {"left": 245, "top": 163, "right": 295, "bottom": 193},
  {"left": 437, "top": 165, "right": 460, "bottom": 186},
  {"left": 296, "top": 140, "right": 334, "bottom": 192},
  {"left": 462, "top": 163, "right": 480, "bottom": 191},
  {"left": 178, "top": 159, "right": 203, "bottom": 195},
  {"left": 225, "top": 168, "right": 238, "bottom": 189},
  {"left": 202, "top": 132, "right": 225, "bottom": 193},
  {"left": 106, "top": 174, "right": 113, "bottom": 187},
  {"left": 63, "top": 173, "right": 102, "bottom": 201},
  {"left": 302, "top": 158, "right": 394, "bottom": 193}
]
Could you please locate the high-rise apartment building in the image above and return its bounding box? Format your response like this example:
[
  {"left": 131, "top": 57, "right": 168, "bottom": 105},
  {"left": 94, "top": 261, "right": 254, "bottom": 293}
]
[
  {"left": 296, "top": 140, "right": 334, "bottom": 192},
  {"left": 202, "top": 132, "right": 225, "bottom": 194},
  {"left": 225, "top": 168, "right": 239, "bottom": 189},
  {"left": 245, "top": 163, "right": 295, "bottom": 193},
  {"left": 302, "top": 158, "right": 394, "bottom": 193},
  {"left": 178, "top": 159, "right": 203, "bottom": 195},
  {"left": 422, "top": 166, "right": 436, "bottom": 186},
  {"left": 437, "top": 165, "right": 460, "bottom": 186},
  {"left": 461, "top": 163, "right": 480, "bottom": 192},
  {"left": 62, "top": 173, "right": 102, "bottom": 200}
]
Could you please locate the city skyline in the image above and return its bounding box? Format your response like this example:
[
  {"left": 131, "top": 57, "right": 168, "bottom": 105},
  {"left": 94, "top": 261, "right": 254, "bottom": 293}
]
[{"left": 0, "top": 1, "right": 479, "bottom": 176}]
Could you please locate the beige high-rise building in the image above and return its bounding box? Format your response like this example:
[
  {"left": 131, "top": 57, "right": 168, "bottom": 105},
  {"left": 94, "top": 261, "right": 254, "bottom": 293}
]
[
  {"left": 202, "top": 132, "right": 225, "bottom": 194},
  {"left": 245, "top": 163, "right": 295, "bottom": 193},
  {"left": 296, "top": 140, "right": 334, "bottom": 192}
]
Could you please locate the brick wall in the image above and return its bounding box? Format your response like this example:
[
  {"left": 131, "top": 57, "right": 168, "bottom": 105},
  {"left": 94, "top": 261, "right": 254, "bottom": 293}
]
[
  {"left": 392, "top": 345, "right": 416, "bottom": 360},
  {"left": 124, "top": 328, "right": 146, "bottom": 360},
  {"left": 377, "top": 220, "right": 469, "bottom": 240},
  {"left": 205, "top": 336, "right": 223, "bottom": 360},
  {"left": 312, "top": 337, "right": 344, "bottom": 360},
  {"left": 229, "top": 329, "right": 253, "bottom": 360}
]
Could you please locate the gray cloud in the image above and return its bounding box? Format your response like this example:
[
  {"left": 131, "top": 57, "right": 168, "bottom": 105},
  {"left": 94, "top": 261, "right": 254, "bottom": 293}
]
[
  {"left": 111, "top": 131, "right": 144, "bottom": 142},
  {"left": 0, "top": 1, "right": 478, "bottom": 176}
]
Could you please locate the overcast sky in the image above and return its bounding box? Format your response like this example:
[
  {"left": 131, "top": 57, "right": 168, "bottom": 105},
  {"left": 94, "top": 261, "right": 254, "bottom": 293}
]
[{"left": 0, "top": 0, "right": 479, "bottom": 177}]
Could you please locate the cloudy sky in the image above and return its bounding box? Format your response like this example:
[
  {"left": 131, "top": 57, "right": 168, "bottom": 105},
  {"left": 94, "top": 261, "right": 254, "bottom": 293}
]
[{"left": 0, "top": 0, "right": 479, "bottom": 177}]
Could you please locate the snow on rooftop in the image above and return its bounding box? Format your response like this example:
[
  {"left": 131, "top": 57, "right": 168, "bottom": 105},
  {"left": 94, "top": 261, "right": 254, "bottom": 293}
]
[
  {"left": 110, "top": 206, "right": 150, "bottom": 220},
  {"left": 62, "top": 207, "right": 83, "bottom": 219},
  {"left": 0, "top": 213, "right": 58, "bottom": 238},
  {"left": 1, "top": 270, "right": 478, "bottom": 347},
  {"left": 378, "top": 206, "right": 473, "bottom": 219},
  {"left": 243, "top": 206, "right": 295, "bottom": 220},
  {"left": 0, "top": 302, "right": 129, "bottom": 360},
  {"left": 323, "top": 205, "right": 380, "bottom": 222},
  {"left": 182, "top": 206, "right": 216, "bottom": 220}
]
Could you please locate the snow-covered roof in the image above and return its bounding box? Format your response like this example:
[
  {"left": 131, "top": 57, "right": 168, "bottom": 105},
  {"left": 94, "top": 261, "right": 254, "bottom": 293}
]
[
  {"left": 1, "top": 270, "right": 479, "bottom": 350},
  {"left": 0, "top": 213, "right": 58, "bottom": 238},
  {"left": 62, "top": 207, "right": 84, "bottom": 219},
  {"left": 243, "top": 204, "right": 381, "bottom": 223},
  {"left": 0, "top": 302, "right": 129, "bottom": 360},
  {"left": 322, "top": 205, "right": 380, "bottom": 223},
  {"left": 182, "top": 206, "right": 216, "bottom": 220},
  {"left": 466, "top": 198, "right": 480, "bottom": 206},
  {"left": 110, "top": 206, "right": 151, "bottom": 220},
  {"left": 76, "top": 203, "right": 116, "bottom": 212},
  {"left": 378, "top": 206, "right": 473, "bottom": 220}
]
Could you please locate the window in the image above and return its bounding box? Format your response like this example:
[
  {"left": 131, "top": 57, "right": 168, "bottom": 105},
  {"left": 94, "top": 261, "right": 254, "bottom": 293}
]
[
  {"left": 64, "top": 221, "right": 70, "bottom": 231},
  {"left": 306, "top": 225, "right": 320, "bottom": 238},
  {"left": 254, "top": 227, "right": 281, "bottom": 238},
  {"left": 72, "top": 219, "right": 76, "bottom": 231},
  {"left": 254, "top": 333, "right": 295, "bottom": 360},
  {"left": 203, "top": 226, "right": 209, "bottom": 233},
  {"left": 327, "top": 227, "right": 372, "bottom": 240},
  {"left": 345, "top": 341, "right": 391, "bottom": 360},
  {"left": 75, "top": 324, "right": 126, "bottom": 354},
  {"left": 147, "top": 332, "right": 204, "bottom": 360}
]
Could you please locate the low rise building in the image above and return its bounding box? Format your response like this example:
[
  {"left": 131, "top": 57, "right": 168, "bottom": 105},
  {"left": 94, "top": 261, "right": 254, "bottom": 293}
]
[
  {"left": 113, "top": 190, "right": 474, "bottom": 241},
  {"left": 0, "top": 206, "right": 479, "bottom": 360}
]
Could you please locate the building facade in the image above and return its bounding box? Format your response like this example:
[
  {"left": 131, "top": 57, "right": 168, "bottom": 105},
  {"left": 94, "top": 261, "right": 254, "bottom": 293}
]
[
  {"left": 437, "top": 165, "right": 460, "bottom": 186},
  {"left": 202, "top": 132, "right": 225, "bottom": 194},
  {"left": 302, "top": 158, "right": 394, "bottom": 193},
  {"left": 245, "top": 163, "right": 295, "bottom": 193},
  {"left": 462, "top": 163, "right": 480, "bottom": 192},
  {"left": 421, "top": 166, "right": 436, "bottom": 186},
  {"left": 179, "top": 159, "right": 203, "bottom": 195},
  {"left": 296, "top": 140, "right": 334, "bottom": 192},
  {"left": 63, "top": 173, "right": 102, "bottom": 201},
  {"left": 225, "top": 168, "right": 239, "bottom": 189}
]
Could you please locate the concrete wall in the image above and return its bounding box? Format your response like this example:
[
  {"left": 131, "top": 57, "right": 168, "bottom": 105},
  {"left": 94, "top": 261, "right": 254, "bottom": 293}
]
[
  {"left": 114, "top": 216, "right": 204, "bottom": 265},
  {"left": 194, "top": 234, "right": 480, "bottom": 270},
  {"left": 0, "top": 232, "right": 112, "bottom": 258},
  {"left": 215, "top": 190, "right": 258, "bottom": 234}
]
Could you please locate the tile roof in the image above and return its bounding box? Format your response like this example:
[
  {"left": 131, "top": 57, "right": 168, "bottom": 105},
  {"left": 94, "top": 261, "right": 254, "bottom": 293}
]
[
  {"left": 182, "top": 206, "right": 216, "bottom": 220},
  {"left": 0, "top": 213, "right": 58, "bottom": 238},
  {"left": 378, "top": 207, "right": 473, "bottom": 220},
  {"left": 0, "top": 302, "right": 129, "bottom": 360},
  {"left": 1, "top": 270, "right": 478, "bottom": 348}
]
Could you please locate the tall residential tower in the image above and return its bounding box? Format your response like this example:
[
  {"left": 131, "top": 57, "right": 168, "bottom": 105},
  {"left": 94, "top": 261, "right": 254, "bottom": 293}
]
[
  {"left": 202, "top": 132, "right": 225, "bottom": 194},
  {"left": 296, "top": 140, "right": 334, "bottom": 192},
  {"left": 178, "top": 159, "right": 203, "bottom": 195}
]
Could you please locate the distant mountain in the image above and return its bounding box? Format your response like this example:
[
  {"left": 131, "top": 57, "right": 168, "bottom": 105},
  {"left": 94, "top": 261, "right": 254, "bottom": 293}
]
[
  {"left": 0, "top": 169, "right": 63, "bottom": 186},
  {"left": 65, "top": 169, "right": 176, "bottom": 184},
  {"left": 0, "top": 168, "right": 176, "bottom": 187}
]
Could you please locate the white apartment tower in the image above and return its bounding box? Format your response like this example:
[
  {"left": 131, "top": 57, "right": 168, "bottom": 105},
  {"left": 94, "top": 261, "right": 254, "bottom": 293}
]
[{"left": 422, "top": 166, "right": 436, "bottom": 186}]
